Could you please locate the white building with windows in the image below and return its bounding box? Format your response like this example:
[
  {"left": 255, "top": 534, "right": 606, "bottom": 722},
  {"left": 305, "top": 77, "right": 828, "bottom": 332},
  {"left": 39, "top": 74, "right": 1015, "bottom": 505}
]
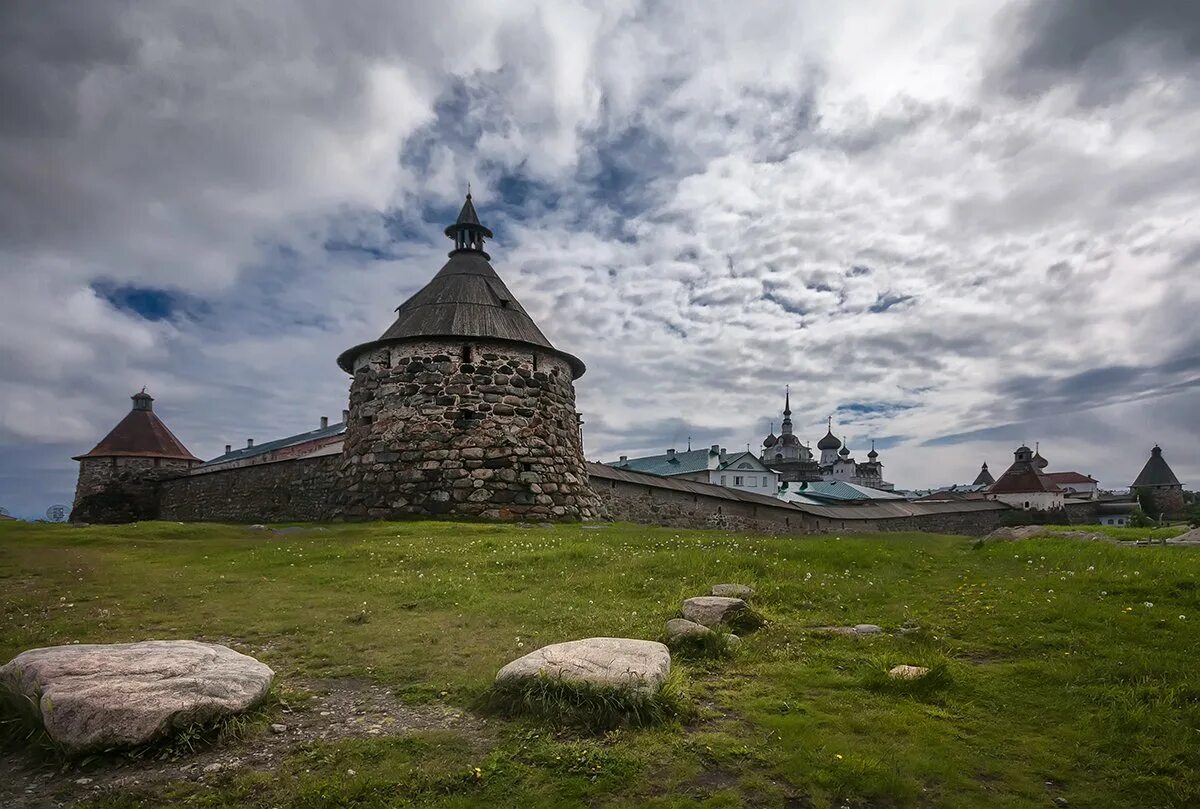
[{"left": 607, "top": 445, "right": 779, "bottom": 495}]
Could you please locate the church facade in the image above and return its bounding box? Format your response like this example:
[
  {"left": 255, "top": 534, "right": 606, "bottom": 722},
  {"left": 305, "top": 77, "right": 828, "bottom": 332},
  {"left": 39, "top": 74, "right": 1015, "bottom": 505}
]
[{"left": 759, "top": 392, "right": 893, "bottom": 491}]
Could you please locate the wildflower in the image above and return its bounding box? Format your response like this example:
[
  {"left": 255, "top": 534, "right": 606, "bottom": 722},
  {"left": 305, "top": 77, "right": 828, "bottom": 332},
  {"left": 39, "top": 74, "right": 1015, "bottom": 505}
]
[
  {"left": 835, "top": 753, "right": 843, "bottom": 760},
  {"left": 1144, "top": 601, "right": 1153, "bottom": 608}
]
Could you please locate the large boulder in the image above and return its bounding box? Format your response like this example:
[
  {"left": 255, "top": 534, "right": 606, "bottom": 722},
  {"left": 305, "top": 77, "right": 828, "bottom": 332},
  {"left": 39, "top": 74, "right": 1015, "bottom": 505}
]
[
  {"left": 681, "top": 596, "right": 749, "bottom": 627},
  {"left": 0, "top": 640, "right": 274, "bottom": 754},
  {"left": 710, "top": 583, "right": 753, "bottom": 600},
  {"left": 496, "top": 638, "right": 670, "bottom": 694}
]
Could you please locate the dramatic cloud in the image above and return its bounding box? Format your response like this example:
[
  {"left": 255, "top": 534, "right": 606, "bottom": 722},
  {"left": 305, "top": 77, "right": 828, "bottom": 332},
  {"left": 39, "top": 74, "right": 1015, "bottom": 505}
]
[{"left": 1, "top": 0, "right": 1196, "bottom": 517}]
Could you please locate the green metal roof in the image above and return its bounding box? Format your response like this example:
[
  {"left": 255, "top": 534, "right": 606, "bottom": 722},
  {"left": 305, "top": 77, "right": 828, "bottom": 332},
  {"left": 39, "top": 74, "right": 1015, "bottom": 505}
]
[
  {"left": 606, "top": 448, "right": 717, "bottom": 477},
  {"left": 783, "top": 480, "right": 906, "bottom": 502}
]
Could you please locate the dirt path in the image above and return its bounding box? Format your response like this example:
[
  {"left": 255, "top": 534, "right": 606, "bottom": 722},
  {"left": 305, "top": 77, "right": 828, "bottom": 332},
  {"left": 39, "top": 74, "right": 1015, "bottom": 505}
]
[{"left": 0, "top": 677, "right": 492, "bottom": 808}]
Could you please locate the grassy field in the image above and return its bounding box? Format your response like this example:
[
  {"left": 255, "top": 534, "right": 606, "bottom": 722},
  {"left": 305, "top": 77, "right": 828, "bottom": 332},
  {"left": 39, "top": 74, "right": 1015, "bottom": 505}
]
[{"left": 2, "top": 520, "right": 1199, "bottom": 808}]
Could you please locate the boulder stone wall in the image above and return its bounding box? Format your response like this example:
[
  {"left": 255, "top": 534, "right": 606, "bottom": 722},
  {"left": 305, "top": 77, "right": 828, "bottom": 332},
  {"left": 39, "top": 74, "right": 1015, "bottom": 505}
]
[
  {"left": 337, "top": 339, "right": 601, "bottom": 521},
  {"left": 71, "top": 457, "right": 194, "bottom": 524},
  {"left": 158, "top": 454, "right": 340, "bottom": 523}
]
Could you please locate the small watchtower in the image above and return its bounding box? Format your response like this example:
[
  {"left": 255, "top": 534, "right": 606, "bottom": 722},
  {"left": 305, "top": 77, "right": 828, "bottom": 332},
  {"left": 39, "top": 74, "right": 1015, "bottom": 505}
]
[
  {"left": 71, "top": 390, "right": 201, "bottom": 522},
  {"left": 335, "top": 193, "right": 600, "bottom": 521}
]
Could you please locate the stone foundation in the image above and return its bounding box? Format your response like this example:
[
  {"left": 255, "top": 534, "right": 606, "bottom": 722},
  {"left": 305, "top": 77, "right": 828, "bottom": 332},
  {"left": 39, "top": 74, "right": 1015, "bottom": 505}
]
[{"left": 337, "top": 339, "right": 601, "bottom": 521}]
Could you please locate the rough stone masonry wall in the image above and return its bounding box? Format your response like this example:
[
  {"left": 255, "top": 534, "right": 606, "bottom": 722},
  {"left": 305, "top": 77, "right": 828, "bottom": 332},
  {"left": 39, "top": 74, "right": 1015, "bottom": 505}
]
[
  {"left": 158, "top": 454, "right": 339, "bottom": 523},
  {"left": 594, "top": 473, "right": 1012, "bottom": 536},
  {"left": 71, "top": 457, "right": 194, "bottom": 523},
  {"left": 591, "top": 474, "right": 816, "bottom": 534},
  {"left": 337, "top": 339, "right": 601, "bottom": 521}
]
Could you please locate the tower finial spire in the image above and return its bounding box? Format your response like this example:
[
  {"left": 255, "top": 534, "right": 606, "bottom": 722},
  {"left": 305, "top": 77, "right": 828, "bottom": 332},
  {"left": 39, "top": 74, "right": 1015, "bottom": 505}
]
[
  {"left": 444, "top": 189, "right": 493, "bottom": 257},
  {"left": 784, "top": 385, "right": 791, "bottom": 416}
]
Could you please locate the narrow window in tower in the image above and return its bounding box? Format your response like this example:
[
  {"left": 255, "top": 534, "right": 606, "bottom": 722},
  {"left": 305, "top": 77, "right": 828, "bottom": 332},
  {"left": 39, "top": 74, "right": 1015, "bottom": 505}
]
[
  {"left": 462, "top": 344, "right": 472, "bottom": 362},
  {"left": 532, "top": 354, "right": 538, "bottom": 372}
]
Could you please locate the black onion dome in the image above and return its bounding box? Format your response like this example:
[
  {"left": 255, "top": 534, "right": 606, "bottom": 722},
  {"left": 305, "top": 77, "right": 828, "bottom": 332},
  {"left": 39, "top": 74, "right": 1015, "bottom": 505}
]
[
  {"left": 762, "top": 433, "right": 778, "bottom": 448},
  {"left": 817, "top": 430, "right": 841, "bottom": 450},
  {"left": 338, "top": 193, "right": 584, "bottom": 378}
]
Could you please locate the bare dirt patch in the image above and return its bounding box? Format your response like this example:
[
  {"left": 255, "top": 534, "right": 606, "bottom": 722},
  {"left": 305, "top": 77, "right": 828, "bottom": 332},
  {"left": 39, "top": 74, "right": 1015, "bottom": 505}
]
[{"left": 0, "top": 677, "right": 492, "bottom": 809}]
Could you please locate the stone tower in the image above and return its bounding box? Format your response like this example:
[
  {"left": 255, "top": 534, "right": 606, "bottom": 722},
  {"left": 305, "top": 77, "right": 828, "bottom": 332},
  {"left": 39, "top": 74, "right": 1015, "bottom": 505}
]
[
  {"left": 335, "top": 193, "right": 601, "bottom": 521},
  {"left": 71, "top": 390, "right": 201, "bottom": 523}
]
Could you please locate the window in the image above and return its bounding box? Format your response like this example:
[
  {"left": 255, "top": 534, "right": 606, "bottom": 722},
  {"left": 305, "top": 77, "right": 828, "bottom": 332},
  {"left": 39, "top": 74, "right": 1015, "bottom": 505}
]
[
  {"left": 1024, "top": 501, "right": 1031, "bottom": 509},
  {"left": 762, "top": 476, "right": 768, "bottom": 487},
  {"left": 720, "top": 475, "right": 726, "bottom": 485},
  {"left": 734, "top": 476, "right": 744, "bottom": 486}
]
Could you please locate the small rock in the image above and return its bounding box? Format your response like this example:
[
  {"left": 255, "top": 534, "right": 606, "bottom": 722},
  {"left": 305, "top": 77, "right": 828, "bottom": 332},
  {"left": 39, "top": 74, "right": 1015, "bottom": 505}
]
[
  {"left": 888, "top": 664, "right": 929, "bottom": 680},
  {"left": 1053, "top": 798, "right": 1069, "bottom": 807},
  {"left": 74, "top": 778, "right": 93, "bottom": 785},
  {"left": 202, "top": 763, "right": 222, "bottom": 774},
  {"left": 853, "top": 624, "right": 882, "bottom": 635},
  {"left": 681, "top": 596, "right": 748, "bottom": 627},
  {"left": 710, "top": 583, "right": 753, "bottom": 599},
  {"left": 726, "top": 634, "right": 742, "bottom": 648},
  {"left": 665, "top": 618, "right": 711, "bottom": 640},
  {"left": 270, "top": 723, "right": 287, "bottom": 734}
]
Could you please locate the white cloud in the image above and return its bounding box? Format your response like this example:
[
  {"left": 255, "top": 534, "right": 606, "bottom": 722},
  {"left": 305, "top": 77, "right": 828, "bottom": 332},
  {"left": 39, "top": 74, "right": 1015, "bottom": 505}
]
[{"left": 0, "top": 0, "right": 1196, "bottom": 516}]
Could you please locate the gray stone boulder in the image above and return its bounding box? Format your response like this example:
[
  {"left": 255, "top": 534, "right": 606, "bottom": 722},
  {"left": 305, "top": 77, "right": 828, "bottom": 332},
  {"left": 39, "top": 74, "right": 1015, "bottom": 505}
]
[
  {"left": 495, "top": 638, "right": 670, "bottom": 695},
  {"left": 681, "top": 596, "right": 748, "bottom": 627},
  {"left": 0, "top": 640, "right": 274, "bottom": 754},
  {"left": 710, "top": 583, "right": 753, "bottom": 600},
  {"left": 665, "top": 618, "right": 711, "bottom": 641}
]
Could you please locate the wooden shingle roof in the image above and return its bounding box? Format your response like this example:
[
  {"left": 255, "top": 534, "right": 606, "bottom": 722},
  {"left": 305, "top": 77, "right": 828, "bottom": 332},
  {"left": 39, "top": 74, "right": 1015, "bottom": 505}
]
[
  {"left": 73, "top": 392, "right": 200, "bottom": 462},
  {"left": 1132, "top": 446, "right": 1181, "bottom": 488},
  {"left": 338, "top": 195, "right": 584, "bottom": 377}
]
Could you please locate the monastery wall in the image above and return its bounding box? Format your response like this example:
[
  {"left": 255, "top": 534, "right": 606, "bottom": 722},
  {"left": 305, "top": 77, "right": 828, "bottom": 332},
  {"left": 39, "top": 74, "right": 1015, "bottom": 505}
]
[
  {"left": 159, "top": 453, "right": 340, "bottom": 523},
  {"left": 140, "top": 449, "right": 1018, "bottom": 538}
]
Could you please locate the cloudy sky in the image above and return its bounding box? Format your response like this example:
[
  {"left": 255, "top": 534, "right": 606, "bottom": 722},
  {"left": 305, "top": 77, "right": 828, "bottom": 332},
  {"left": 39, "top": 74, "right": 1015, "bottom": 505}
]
[{"left": 2, "top": 1, "right": 1197, "bottom": 518}]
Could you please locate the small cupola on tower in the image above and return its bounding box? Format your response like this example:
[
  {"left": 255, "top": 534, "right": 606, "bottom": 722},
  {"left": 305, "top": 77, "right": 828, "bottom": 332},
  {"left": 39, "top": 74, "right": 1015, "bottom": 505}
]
[
  {"left": 867, "top": 440, "right": 879, "bottom": 461},
  {"left": 444, "top": 190, "right": 494, "bottom": 258}
]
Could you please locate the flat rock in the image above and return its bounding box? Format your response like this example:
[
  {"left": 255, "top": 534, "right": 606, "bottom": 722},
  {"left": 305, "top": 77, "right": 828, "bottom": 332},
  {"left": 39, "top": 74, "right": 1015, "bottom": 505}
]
[
  {"left": 0, "top": 640, "right": 274, "bottom": 754},
  {"left": 888, "top": 664, "right": 930, "bottom": 680},
  {"left": 665, "top": 618, "right": 711, "bottom": 640},
  {"left": 709, "top": 583, "right": 753, "bottom": 599},
  {"left": 820, "top": 624, "right": 882, "bottom": 636},
  {"left": 495, "top": 637, "right": 670, "bottom": 694},
  {"left": 681, "top": 596, "right": 748, "bottom": 627}
]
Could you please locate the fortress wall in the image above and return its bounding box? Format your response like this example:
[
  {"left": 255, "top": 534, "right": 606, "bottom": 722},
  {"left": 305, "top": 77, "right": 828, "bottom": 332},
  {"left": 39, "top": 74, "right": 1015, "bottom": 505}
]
[
  {"left": 159, "top": 453, "right": 340, "bottom": 523},
  {"left": 591, "top": 464, "right": 1011, "bottom": 536},
  {"left": 590, "top": 472, "right": 817, "bottom": 534}
]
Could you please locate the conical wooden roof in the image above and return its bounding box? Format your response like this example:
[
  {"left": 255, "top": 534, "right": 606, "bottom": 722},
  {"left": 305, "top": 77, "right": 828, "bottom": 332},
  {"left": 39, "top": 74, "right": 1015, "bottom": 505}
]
[
  {"left": 1132, "top": 446, "right": 1181, "bottom": 488},
  {"left": 338, "top": 194, "right": 584, "bottom": 377},
  {"left": 73, "top": 391, "right": 200, "bottom": 462}
]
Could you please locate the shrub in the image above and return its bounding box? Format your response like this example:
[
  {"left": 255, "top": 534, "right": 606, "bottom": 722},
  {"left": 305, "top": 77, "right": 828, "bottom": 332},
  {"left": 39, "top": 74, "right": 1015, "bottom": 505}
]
[
  {"left": 476, "top": 671, "right": 693, "bottom": 732},
  {"left": 861, "top": 660, "right": 953, "bottom": 702},
  {"left": 667, "top": 629, "right": 738, "bottom": 662},
  {"left": 1129, "top": 507, "right": 1155, "bottom": 528}
]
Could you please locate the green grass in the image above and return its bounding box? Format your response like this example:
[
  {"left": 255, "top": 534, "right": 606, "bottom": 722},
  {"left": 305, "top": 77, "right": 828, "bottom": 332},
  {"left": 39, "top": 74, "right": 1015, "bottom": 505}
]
[
  {"left": 478, "top": 669, "right": 693, "bottom": 731},
  {"left": 2, "top": 519, "right": 1199, "bottom": 807},
  {"left": 1040, "top": 523, "right": 1190, "bottom": 541}
]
